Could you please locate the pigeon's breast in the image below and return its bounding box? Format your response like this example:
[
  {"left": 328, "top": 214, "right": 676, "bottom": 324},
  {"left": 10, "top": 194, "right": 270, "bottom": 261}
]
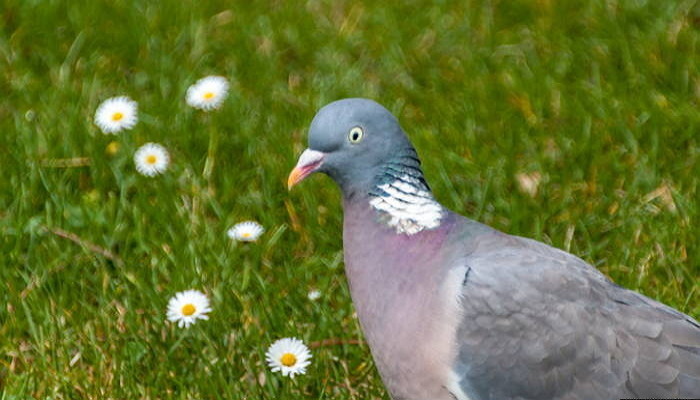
[{"left": 342, "top": 203, "right": 464, "bottom": 400}]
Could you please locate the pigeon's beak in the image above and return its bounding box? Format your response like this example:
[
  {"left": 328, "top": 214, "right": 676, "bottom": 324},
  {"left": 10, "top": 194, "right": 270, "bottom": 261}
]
[{"left": 288, "top": 149, "right": 325, "bottom": 190}]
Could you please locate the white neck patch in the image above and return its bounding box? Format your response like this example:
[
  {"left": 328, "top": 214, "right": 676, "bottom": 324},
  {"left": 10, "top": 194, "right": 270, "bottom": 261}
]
[{"left": 369, "top": 175, "right": 444, "bottom": 235}]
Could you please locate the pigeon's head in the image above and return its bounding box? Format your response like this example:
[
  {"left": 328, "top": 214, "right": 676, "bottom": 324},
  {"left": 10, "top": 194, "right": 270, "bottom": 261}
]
[{"left": 288, "top": 98, "right": 413, "bottom": 195}]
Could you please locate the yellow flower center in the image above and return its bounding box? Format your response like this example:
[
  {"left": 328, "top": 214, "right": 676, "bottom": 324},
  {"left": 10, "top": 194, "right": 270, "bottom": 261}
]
[
  {"left": 280, "top": 353, "right": 297, "bottom": 367},
  {"left": 181, "top": 303, "right": 196, "bottom": 316},
  {"left": 146, "top": 154, "right": 158, "bottom": 165},
  {"left": 111, "top": 112, "right": 124, "bottom": 121},
  {"left": 203, "top": 92, "right": 215, "bottom": 100},
  {"left": 242, "top": 232, "right": 252, "bottom": 238}
]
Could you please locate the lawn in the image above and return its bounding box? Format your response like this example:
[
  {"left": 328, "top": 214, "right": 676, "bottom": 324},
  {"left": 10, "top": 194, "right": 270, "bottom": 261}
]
[{"left": 0, "top": 0, "right": 698, "bottom": 398}]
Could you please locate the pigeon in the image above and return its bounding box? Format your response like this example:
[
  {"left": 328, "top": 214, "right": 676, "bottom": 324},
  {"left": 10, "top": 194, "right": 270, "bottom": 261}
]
[{"left": 288, "top": 98, "right": 700, "bottom": 400}]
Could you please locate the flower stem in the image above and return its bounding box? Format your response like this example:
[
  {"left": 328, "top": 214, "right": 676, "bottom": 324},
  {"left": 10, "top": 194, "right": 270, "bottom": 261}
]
[{"left": 202, "top": 117, "right": 217, "bottom": 190}]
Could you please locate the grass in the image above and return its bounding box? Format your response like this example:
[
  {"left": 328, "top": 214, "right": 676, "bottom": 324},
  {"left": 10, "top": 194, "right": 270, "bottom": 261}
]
[{"left": 0, "top": 0, "right": 698, "bottom": 398}]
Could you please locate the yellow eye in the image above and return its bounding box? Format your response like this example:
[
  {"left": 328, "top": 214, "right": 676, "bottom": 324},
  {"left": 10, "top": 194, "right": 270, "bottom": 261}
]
[{"left": 348, "top": 126, "right": 364, "bottom": 143}]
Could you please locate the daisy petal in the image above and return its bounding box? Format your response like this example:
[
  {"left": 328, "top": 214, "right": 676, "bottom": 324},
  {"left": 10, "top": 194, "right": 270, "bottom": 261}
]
[
  {"left": 186, "top": 76, "right": 229, "bottom": 111},
  {"left": 227, "top": 221, "right": 264, "bottom": 242},
  {"left": 265, "top": 337, "right": 312, "bottom": 378},
  {"left": 134, "top": 143, "right": 170, "bottom": 177},
  {"left": 166, "top": 289, "right": 211, "bottom": 328},
  {"left": 94, "top": 96, "right": 138, "bottom": 134}
]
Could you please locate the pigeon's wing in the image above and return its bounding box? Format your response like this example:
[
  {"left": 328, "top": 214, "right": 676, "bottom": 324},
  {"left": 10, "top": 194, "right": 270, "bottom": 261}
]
[{"left": 451, "top": 232, "right": 700, "bottom": 400}]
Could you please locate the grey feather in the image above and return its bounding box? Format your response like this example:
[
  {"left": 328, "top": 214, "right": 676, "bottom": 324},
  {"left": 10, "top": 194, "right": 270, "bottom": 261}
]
[{"left": 452, "top": 225, "right": 700, "bottom": 399}]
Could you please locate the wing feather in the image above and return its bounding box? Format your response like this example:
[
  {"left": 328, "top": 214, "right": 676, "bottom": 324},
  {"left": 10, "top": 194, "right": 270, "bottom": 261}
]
[{"left": 451, "top": 231, "right": 700, "bottom": 399}]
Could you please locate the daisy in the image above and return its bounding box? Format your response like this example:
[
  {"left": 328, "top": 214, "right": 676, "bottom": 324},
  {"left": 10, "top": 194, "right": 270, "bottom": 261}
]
[
  {"left": 134, "top": 143, "right": 170, "bottom": 177},
  {"left": 265, "top": 337, "right": 312, "bottom": 378},
  {"left": 227, "top": 221, "right": 264, "bottom": 242},
  {"left": 94, "top": 96, "right": 138, "bottom": 134},
  {"left": 166, "top": 289, "right": 212, "bottom": 328},
  {"left": 307, "top": 289, "right": 321, "bottom": 301},
  {"left": 186, "top": 76, "right": 229, "bottom": 111}
]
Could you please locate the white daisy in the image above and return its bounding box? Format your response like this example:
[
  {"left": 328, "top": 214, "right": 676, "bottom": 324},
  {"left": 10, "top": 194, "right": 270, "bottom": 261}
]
[
  {"left": 265, "top": 337, "right": 312, "bottom": 378},
  {"left": 134, "top": 143, "right": 170, "bottom": 177},
  {"left": 307, "top": 289, "right": 321, "bottom": 301},
  {"left": 166, "top": 289, "right": 212, "bottom": 328},
  {"left": 227, "top": 221, "right": 264, "bottom": 242},
  {"left": 186, "top": 76, "right": 229, "bottom": 111},
  {"left": 94, "top": 96, "right": 138, "bottom": 134}
]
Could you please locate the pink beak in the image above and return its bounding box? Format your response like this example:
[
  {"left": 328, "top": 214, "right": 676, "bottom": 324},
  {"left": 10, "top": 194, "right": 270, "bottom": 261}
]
[{"left": 287, "top": 149, "right": 325, "bottom": 190}]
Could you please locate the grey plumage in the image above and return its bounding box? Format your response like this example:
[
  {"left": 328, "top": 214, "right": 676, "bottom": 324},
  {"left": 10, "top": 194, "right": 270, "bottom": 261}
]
[
  {"left": 289, "top": 98, "right": 700, "bottom": 399},
  {"left": 452, "top": 230, "right": 700, "bottom": 399}
]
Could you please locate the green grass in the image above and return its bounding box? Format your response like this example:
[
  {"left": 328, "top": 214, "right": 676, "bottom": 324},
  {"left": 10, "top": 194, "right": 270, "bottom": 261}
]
[{"left": 1, "top": 0, "right": 698, "bottom": 398}]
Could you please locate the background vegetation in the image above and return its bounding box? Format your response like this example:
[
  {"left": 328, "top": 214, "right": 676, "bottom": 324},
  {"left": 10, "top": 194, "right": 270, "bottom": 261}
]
[{"left": 1, "top": 0, "right": 698, "bottom": 398}]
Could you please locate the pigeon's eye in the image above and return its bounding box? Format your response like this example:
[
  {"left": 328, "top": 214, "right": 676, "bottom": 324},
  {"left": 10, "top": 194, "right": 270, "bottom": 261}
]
[{"left": 348, "top": 126, "right": 364, "bottom": 144}]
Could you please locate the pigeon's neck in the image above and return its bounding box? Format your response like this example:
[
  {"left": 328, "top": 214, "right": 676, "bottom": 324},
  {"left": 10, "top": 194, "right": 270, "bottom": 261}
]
[{"left": 365, "top": 147, "right": 445, "bottom": 235}]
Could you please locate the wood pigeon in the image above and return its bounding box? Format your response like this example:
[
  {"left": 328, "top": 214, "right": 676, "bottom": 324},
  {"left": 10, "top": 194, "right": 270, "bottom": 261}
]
[{"left": 288, "top": 98, "right": 700, "bottom": 400}]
